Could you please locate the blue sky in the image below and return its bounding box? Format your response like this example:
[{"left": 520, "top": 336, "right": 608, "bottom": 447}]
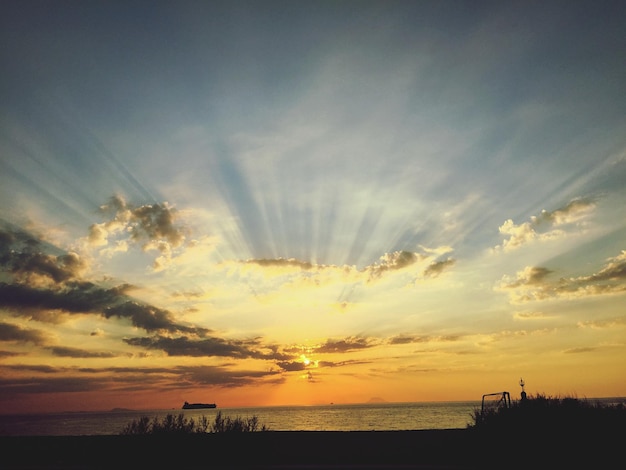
[{"left": 1, "top": 1, "right": 625, "bottom": 413}]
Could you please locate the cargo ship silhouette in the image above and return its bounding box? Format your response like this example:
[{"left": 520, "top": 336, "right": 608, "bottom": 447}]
[{"left": 182, "top": 401, "right": 217, "bottom": 409}]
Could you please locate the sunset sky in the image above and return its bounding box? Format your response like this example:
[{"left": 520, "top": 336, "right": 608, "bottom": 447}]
[{"left": 1, "top": 1, "right": 625, "bottom": 414}]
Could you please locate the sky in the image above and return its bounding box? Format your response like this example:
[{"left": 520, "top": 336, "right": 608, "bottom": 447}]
[{"left": 1, "top": 0, "right": 625, "bottom": 414}]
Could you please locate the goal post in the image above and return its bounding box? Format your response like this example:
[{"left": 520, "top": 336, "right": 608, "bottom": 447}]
[{"left": 481, "top": 391, "right": 511, "bottom": 413}]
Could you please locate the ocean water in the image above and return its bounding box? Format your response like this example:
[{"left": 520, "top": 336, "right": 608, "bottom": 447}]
[
  {"left": 3, "top": 397, "right": 622, "bottom": 436},
  {"left": 0, "top": 401, "right": 481, "bottom": 436}
]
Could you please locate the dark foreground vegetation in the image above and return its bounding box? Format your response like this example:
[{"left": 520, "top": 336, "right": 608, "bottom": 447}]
[
  {"left": 470, "top": 393, "right": 626, "bottom": 432},
  {"left": 1, "top": 395, "right": 623, "bottom": 469},
  {"left": 120, "top": 411, "right": 269, "bottom": 434}
]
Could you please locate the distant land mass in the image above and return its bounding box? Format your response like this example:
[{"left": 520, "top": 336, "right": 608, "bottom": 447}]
[
  {"left": 367, "top": 397, "right": 387, "bottom": 403},
  {"left": 110, "top": 408, "right": 133, "bottom": 412}
]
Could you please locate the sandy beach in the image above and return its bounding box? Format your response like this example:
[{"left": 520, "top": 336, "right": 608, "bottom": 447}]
[{"left": 0, "top": 427, "right": 620, "bottom": 469}]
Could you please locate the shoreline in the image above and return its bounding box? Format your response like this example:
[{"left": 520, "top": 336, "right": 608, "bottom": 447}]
[{"left": 0, "top": 428, "right": 620, "bottom": 469}]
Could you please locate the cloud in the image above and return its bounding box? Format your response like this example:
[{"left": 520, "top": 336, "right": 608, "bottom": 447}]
[
  {"left": 124, "top": 335, "right": 292, "bottom": 361},
  {"left": 245, "top": 258, "right": 313, "bottom": 270},
  {"left": 365, "top": 250, "right": 421, "bottom": 281},
  {"left": 177, "top": 365, "right": 283, "bottom": 388},
  {"left": 577, "top": 316, "right": 626, "bottom": 330},
  {"left": 0, "top": 269, "right": 208, "bottom": 338},
  {"left": 577, "top": 250, "right": 626, "bottom": 283},
  {"left": 0, "top": 282, "right": 130, "bottom": 319},
  {"left": 92, "top": 195, "right": 184, "bottom": 246},
  {"left": 513, "top": 311, "right": 551, "bottom": 320},
  {"left": 317, "top": 359, "right": 372, "bottom": 368},
  {"left": 0, "top": 362, "right": 284, "bottom": 398},
  {"left": 0, "top": 321, "right": 48, "bottom": 345},
  {"left": 276, "top": 361, "right": 308, "bottom": 372},
  {"left": 499, "top": 267, "right": 553, "bottom": 289},
  {"left": 1, "top": 224, "right": 213, "bottom": 334},
  {"left": 563, "top": 347, "right": 597, "bottom": 354},
  {"left": 47, "top": 346, "right": 117, "bottom": 358},
  {"left": 103, "top": 302, "right": 210, "bottom": 335},
  {"left": 496, "top": 197, "right": 596, "bottom": 251},
  {"left": 0, "top": 374, "right": 108, "bottom": 396},
  {"left": 388, "top": 335, "right": 420, "bottom": 345},
  {"left": 498, "top": 250, "right": 626, "bottom": 303},
  {"left": 423, "top": 258, "right": 456, "bottom": 278},
  {"left": 0, "top": 229, "right": 87, "bottom": 286},
  {"left": 388, "top": 335, "right": 429, "bottom": 345},
  {"left": 312, "top": 336, "right": 377, "bottom": 354},
  {"left": 0, "top": 281, "right": 204, "bottom": 336},
  {"left": 227, "top": 246, "right": 456, "bottom": 302},
  {"left": 0, "top": 350, "right": 21, "bottom": 358},
  {"left": 85, "top": 195, "right": 188, "bottom": 270}
]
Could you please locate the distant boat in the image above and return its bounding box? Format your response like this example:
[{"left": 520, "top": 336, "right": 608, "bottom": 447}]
[{"left": 182, "top": 401, "right": 217, "bottom": 409}]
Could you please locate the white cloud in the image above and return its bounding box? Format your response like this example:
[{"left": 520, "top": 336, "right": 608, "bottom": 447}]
[{"left": 495, "top": 198, "right": 596, "bottom": 252}]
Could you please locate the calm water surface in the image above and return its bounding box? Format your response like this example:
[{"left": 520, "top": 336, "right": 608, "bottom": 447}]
[
  {"left": 0, "top": 401, "right": 480, "bottom": 436},
  {"left": 3, "top": 398, "right": 622, "bottom": 436}
]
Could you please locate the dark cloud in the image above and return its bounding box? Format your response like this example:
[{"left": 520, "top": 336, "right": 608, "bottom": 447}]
[
  {"left": 178, "top": 365, "right": 282, "bottom": 388},
  {"left": 0, "top": 350, "right": 21, "bottom": 358},
  {"left": 0, "top": 227, "right": 86, "bottom": 284},
  {"left": 131, "top": 203, "right": 184, "bottom": 246},
  {"left": 423, "top": 258, "right": 455, "bottom": 278},
  {"left": 317, "top": 360, "right": 373, "bottom": 367},
  {"left": 500, "top": 267, "right": 553, "bottom": 289},
  {"left": 246, "top": 258, "right": 313, "bottom": 270},
  {"left": 387, "top": 334, "right": 462, "bottom": 346},
  {"left": 0, "top": 363, "right": 283, "bottom": 398},
  {"left": 367, "top": 251, "right": 421, "bottom": 281},
  {"left": 95, "top": 195, "right": 185, "bottom": 248},
  {"left": 0, "top": 224, "right": 208, "bottom": 335},
  {"left": 0, "top": 321, "right": 48, "bottom": 345},
  {"left": 9, "top": 251, "right": 85, "bottom": 283},
  {"left": 0, "top": 376, "right": 106, "bottom": 396},
  {"left": 0, "top": 229, "right": 15, "bottom": 248},
  {"left": 313, "top": 336, "right": 376, "bottom": 354},
  {"left": 317, "top": 359, "right": 371, "bottom": 368},
  {"left": 103, "top": 301, "right": 210, "bottom": 335},
  {"left": 388, "top": 335, "right": 427, "bottom": 345},
  {"left": 0, "top": 281, "right": 208, "bottom": 334},
  {"left": 522, "top": 267, "right": 553, "bottom": 285},
  {"left": 2, "top": 364, "right": 60, "bottom": 374},
  {"left": 0, "top": 282, "right": 130, "bottom": 317},
  {"left": 124, "top": 335, "right": 292, "bottom": 361},
  {"left": 47, "top": 346, "right": 117, "bottom": 358},
  {"left": 276, "top": 361, "right": 307, "bottom": 372}
]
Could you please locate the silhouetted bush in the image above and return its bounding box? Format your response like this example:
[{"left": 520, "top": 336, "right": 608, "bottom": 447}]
[
  {"left": 120, "top": 411, "right": 268, "bottom": 435},
  {"left": 211, "top": 411, "right": 269, "bottom": 432},
  {"left": 469, "top": 394, "right": 626, "bottom": 434}
]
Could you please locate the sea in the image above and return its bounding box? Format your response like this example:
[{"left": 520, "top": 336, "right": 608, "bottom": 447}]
[
  {"left": 2, "top": 398, "right": 623, "bottom": 437},
  {"left": 1, "top": 401, "right": 480, "bottom": 436}
]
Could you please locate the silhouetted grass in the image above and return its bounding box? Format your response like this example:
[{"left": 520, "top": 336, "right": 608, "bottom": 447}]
[
  {"left": 120, "top": 411, "right": 268, "bottom": 435},
  {"left": 469, "top": 393, "right": 626, "bottom": 434},
  {"left": 211, "top": 410, "right": 268, "bottom": 432}
]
